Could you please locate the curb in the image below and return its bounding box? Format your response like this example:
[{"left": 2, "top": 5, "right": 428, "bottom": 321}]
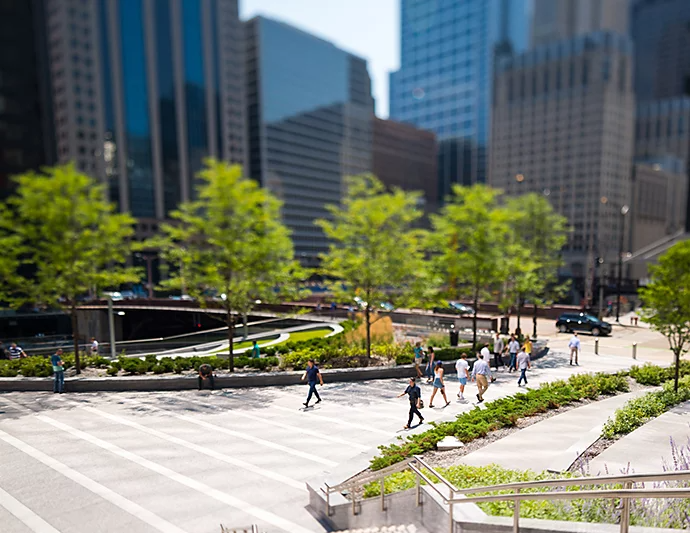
[{"left": 0, "top": 346, "right": 549, "bottom": 393}]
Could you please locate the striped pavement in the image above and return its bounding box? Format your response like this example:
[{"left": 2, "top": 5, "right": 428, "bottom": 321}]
[{"left": 0, "top": 349, "right": 644, "bottom": 533}]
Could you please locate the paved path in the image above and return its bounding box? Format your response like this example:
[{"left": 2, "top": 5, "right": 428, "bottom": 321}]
[
  {"left": 588, "top": 401, "right": 690, "bottom": 475},
  {"left": 458, "top": 391, "right": 650, "bottom": 473},
  {"left": 0, "top": 350, "right": 646, "bottom": 533}
]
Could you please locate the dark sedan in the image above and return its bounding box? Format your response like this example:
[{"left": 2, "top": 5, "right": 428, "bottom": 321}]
[{"left": 556, "top": 313, "right": 612, "bottom": 336}]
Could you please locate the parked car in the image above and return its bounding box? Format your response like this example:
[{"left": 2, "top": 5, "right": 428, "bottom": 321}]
[
  {"left": 102, "top": 291, "right": 123, "bottom": 301},
  {"left": 555, "top": 313, "right": 612, "bottom": 336},
  {"left": 433, "top": 302, "right": 475, "bottom": 316}
]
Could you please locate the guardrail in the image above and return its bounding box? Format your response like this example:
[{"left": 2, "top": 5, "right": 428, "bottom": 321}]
[{"left": 322, "top": 457, "right": 690, "bottom": 533}]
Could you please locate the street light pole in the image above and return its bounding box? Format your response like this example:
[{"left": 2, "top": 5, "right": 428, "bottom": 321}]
[{"left": 616, "top": 205, "right": 629, "bottom": 322}]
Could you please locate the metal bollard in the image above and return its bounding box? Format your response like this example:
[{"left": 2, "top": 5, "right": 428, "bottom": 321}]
[
  {"left": 632, "top": 343, "right": 637, "bottom": 360},
  {"left": 595, "top": 338, "right": 599, "bottom": 355}
]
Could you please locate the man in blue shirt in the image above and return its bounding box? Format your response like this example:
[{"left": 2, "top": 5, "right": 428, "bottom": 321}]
[
  {"left": 301, "top": 359, "right": 324, "bottom": 408},
  {"left": 51, "top": 348, "right": 65, "bottom": 394},
  {"left": 397, "top": 377, "right": 424, "bottom": 429}
]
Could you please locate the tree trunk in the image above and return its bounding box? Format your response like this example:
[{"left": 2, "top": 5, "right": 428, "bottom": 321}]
[
  {"left": 516, "top": 297, "right": 522, "bottom": 336},
  {"left": 532, "top": 303, "right": 538, "bottom": 339},
  {"left": 71, "top": 306, "right": 81, "bottom": 375},
  {"left": 365, "top": 305, "right": 371, "bottom": 358},
  {"left": 674, "top": 349, "right": 680, "bottom": 393},
  {"left": 227, "top": 308, "right": 235, "bottom": 372},
  {"left": 472, "top": 288, "right": 479, "bottom": 350}
]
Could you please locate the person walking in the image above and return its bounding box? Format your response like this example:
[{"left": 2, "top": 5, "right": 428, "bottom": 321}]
[
  {"left": 569, "top": 333, "right": 581, "bottom": 366},
  {"left": 516, "top": 346, "right": 531, "bottom": 386},
  {"left": 413, "top": 342, "right": 425, "bottom": 378},
  {"left": 455, "top": 352, "right": 469, "bottom": 400},
  {"left": 493, "top": 333, "right": 505, "bottom": 370},
  {"left": 301, "top": 359, "right": 324, "bottom": 408},
  {"left": 90, "top": 337, "right": 99, "bottom": 356},
  {"left": 51, "top": 348, "right": 65, "bottom": 394},
  {"left": 429, "top": 361, "right": 450, "bottom": 408},
  {"left": 523, "top": 337, "right": 533, "bottom": 357},
  {"left": 425, "top": 346, "right": 436, "bottom": 383},
  {"left": 251, "top": 340, "right": 260, "bottom": 359},
  {"left": 507, "top": 335, "right": 520, "bottom": 372},
  {"left": 398, "top": 377, "right": 424, "bottom": 429},
  {"left": 471, "top": 352, "right": 493, "bottom": 403},
  {"left": 0, "top": 341, "right": 7, "bottom": 360},
  {"left": 8, "top": 343, "right": 27, "bottom": 360}
]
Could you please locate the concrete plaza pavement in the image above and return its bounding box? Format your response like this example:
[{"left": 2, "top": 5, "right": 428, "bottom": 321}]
[{"left": 0, "top": 349, "right": 656, "bottom": 533}]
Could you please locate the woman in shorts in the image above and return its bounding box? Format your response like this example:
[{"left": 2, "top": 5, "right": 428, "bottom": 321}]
[{"left": 429, "top": 361, "right": 450, "bottom": 408}]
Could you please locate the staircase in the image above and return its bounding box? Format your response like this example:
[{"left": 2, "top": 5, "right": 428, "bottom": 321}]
[{"left": 334, "top": 527, "right": 427, "bottom": 533}]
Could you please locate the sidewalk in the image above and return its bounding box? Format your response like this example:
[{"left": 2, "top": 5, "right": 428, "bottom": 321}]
[
  {"left": 458, "top": 390, "right": 651, "bottom": 473},
  {"left": 588, "top": 401, "right": 690, "bottom": 475}
]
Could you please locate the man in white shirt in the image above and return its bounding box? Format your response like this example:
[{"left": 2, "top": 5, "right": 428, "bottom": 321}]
[
  {"left": 471, "top": 349, "right": 493, "bottom": 403},
  {"left": 90, "top": 337, "right": 99, "bottom": 356},
  {"left": 568, "top": 333, "right": 581, "bottom": 366},
  {"left": 455, "top": 353, "right": 470, "bottom": 400}
]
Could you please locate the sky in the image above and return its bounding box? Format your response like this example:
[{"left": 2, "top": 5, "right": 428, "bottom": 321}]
[{"left": 240, "top": 0, "right": 399, "bottom": 118}]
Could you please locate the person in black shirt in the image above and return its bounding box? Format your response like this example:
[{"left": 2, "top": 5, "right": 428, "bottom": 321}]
[
  {"left": 398, "top": 377, "right": 424, "bottom": 429},
  {"left": 0, "top": 341, "right": 7, "bottom": 360},
  {"left": 301, "top": 359, "right": 323, "bottom": 407}
]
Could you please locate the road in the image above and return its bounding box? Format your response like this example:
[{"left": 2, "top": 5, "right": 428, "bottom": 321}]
[{"left": 0, "top": 349, "right": 648, "bottom": 533}]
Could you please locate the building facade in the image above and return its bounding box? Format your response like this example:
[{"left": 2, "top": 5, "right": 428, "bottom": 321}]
[
  {"left": 43, "top": 0, "right": 245, "bottom": 235},
  {"left": 633, "top": 0, "right": 690, "bottom": 102},
  {"left": 532, "top": 0, "right": 629, "bottom": 47},
  {"left": 389, "top": 0, "right": 531, "bottom": 198},
  {"left": 245, "top": 17, "right": 374, "bottom": 265},
  {"left": 372, "top": 118, "right": 438, "bottom": 214},
  {"left": 490, "top": 32, "right": 635, "bottom": 288},
  {"left": 0, "top": 0, "right": 54, "bottom": 196}
]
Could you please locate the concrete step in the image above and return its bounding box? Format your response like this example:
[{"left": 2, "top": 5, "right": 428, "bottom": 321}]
[{"left": 334, "top": 526, "right": 428, "bottom": 533}]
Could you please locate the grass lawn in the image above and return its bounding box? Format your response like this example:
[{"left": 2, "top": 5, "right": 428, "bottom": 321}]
[{"left": 278, "top": 328, "right": 332, "bottom": 344}]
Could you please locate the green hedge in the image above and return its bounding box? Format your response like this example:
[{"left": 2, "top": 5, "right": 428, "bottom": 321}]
[
  {"left": 370, "top": 372, "right": 629, "bottom": 470},
  {"left": 629, "top": 361, "right": 690, "bottom": 386},
  {"left": 602, "top": 376, "right": 690, "bottom": 438}
]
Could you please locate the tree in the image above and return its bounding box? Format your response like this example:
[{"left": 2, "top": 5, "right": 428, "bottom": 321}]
[
  {"left": 429, "top": 185, "right": 510, "bottom": 349},
  {"left": 0, "top": 164, "right": 139, "bottom": 372},
  {"left": 639, "top": 240, "right": 690, "bottom": 392},
  {"left": 317, "top": 175, "right": 431, "bottom": 357},
  {"left": 505, "top": 193, "right": 570, "bottom": 338},
  {"left": 154, "top": 160, "right": 302, "bottom": 371}
]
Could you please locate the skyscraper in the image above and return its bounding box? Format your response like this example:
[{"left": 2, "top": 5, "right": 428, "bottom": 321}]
[
  {"left": 490, "top": 32, "right": 635, "bottom": 292},
  {"left": 245, "top": 17, "right": 374, "bottom": 265},
  {"left": 532, "top": 0, "right": 629, "bottom": 47},
  {"left": 389, "top": 0, "right": 531, "bottom": 198},
  {"left": 43, "top": 0, "right": 245, "bottom": 234},
  {"left": 0, "top": 0, "right": 54, "bottom": 196}
]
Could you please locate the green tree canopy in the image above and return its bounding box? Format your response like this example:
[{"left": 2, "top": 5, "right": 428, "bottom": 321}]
[
  {"left": 317, "top": 174, "right": 432, "bottom": 356},
  {"left": 505, "top": 193, "right": 570, "bottom": 337},
  {"left": 639, "top": 240, "right": 690, "bottom": 391},
  {"left": 429, "top": 184, "right": 510, "bottom": 348},
  {"left": 0, "top": 164, "right": 139, "bottom": 371},
  {"left": 153, "top": 160, "right": 302, "bottom": 370}
]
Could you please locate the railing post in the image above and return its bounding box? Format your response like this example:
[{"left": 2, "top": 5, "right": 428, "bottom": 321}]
[
  {"left": 620, "top": 481, "right": 632, "bottom": 533},
  {"left": 416, "top": 472, "right": 421, "bottom": 507},
  {"left": 380, "top": 478, "right": 386, "bottom": 511},
  {"left": 449, "top": 498, "right": 454, "bottom": 533},
  {"left": 595, "top": 338, "right": 599, "bottom": 355},
  {"left": 632, "top": 343, "right": 637, "bottom": 360},
  {"left": 351, "top": 484, "right": 357, "bottom": 516},
  {"left": 326, "top": 488, "right": 331, "bottom": 517},
  {"left": 513, "top": 488, "right": 521, "bottom": 533}
]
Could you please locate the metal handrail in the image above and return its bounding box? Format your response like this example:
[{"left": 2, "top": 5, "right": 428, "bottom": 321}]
[{"left": 323, "top": 457, "right": 690, "bottom": 533}]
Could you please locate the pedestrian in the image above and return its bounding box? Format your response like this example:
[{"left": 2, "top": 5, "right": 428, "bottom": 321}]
[
  {"left": 517, "top": 346, "right": 531, "bottom": 386},
  {"left": 425, "top": 346, "right": 436, "bottom": 383},
  {"left": 8, "top": 343, "right": 27, "bottom": 360},
  {"left": 471, "top": 351, "right": 493, "bottom": 403},
  {"left": 413, "top": 342, "right": 425, "bottom": 378},
  {"left": 51, "top": 348, "right": 65, "bottom": 394},
  {"left": 251, "top": 340, "right": 260, "bottom": 359},
  {"left": 523, "top": 337, "right": 532, "bottom": 357},
  {"left": 0, "top": 341, "right": 7, "bottom": 360},
  {"left": 397, "top": 377, "right": 424, "bottom": 429},
  {"left": 455, "top": 352, "right": 469, "bottom": 400},
  {"left": 507, "top": 335, "right": 520, "bottom": 372},
  {"left": 301, "top": 359, "right": 323, "bottom": 408},
  {"left": 493, "top": 333, "right": 505, "bottom": 370},
  {"left": 569, "top": 333, "right": 581, "bottom": 366},
  {"left": 428, "top": 361, "right": 450, "bottom": 408},
  {"left": 90, "top": 337, "right": 99, "bottom": 355},
  {"left": 198, "top": 363, "right": 215, "bottom": 390}
]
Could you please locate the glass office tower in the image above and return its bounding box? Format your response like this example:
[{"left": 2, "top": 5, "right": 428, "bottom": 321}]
[
  {"left": 44, "top": 0, "right": 245, "bottom": 233},
  {"left": 245, "top": 17, "right": 374, "bottom": 265},
  {"left": 389, "top": 0, "right": 531, "bottom": 199}
]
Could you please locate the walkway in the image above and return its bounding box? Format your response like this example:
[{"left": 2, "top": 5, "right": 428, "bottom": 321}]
[
  {"left": 588, "top": 401, "right": 690, "bottom": 475},
  {"left": 458, "top": 390, "right": 650, "bottom": 473}
]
